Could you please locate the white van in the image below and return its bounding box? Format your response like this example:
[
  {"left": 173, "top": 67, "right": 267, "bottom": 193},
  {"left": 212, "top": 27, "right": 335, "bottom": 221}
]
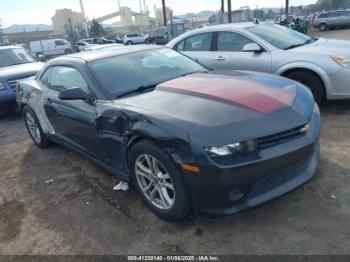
[{"left": 30, "top": 39, "right": 73, "bottom": 57}]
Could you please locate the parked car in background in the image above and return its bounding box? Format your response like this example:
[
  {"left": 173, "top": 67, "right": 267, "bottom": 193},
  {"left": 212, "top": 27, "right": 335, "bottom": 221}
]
[
  {"left": 75, "top": 40, "right": 97, "bottom": 52},
  {"left": 83, "top": 43, "right": 124, "bottom": 52},
  {"left": 0, "top": 45, "right": 43, "bottom": 114},
  {"left": 30, "top": 39, "right": 73, "bottom": 57},
  {"left": 313, "top": 10, "right": 350, "bottom": 31},
  {"left": 167, "top": 22, "right": 350, "bottom": 104},
  {"left": 17, "top": 45, "right": 320, "bottom": 220},
  {"left": 113, "top": 36, "right": 124, "bottom": 43},
  {"left": 123, "top": 33, "right": 150, "bottom": 45},
  {"left": 147, "top": 27, "right": 172, "bottom": 45},
  {"left": 81, "top": 37, "right": 115, "bottom": 45}
]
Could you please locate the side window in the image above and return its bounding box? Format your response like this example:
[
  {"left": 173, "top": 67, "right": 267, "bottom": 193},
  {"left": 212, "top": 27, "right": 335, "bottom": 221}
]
[
  {"left": 339, "top": 11, "right": 350, "bottom": 16},
  {"left": 217, "top": 32, "right": 255, "bottom": 52},
  {"left": 318, "top": 13, "right": 328, "bottom": 19},
  {"left": 48, "top": 66, "right": 89, "bottom": 93},
  {"left": 40, "top": 68, "right": 51, "bottom": 85},
  {"left": 54, "top": 40, "right": 65, "bottom": 46},
  {"left": 328, "top": 12, "right": 339, "bottom": 18},
  {"left": 183, "top": 33, "right": 213, "bottom": 51},
  {"left": 175, "top": 39, "right": 185, "bottom": 51}
]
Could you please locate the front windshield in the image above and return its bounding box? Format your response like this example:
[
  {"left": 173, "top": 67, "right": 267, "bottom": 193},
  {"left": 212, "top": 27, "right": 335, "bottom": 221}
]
[
  {"left": 89, "top": 48, "right": 206, "bottom": 97},
  {"left": 0, "top": 48, "right": 37, "bottom": 68},
  {"left": 245, "top": 24, "right": 313, "bottom": 50}
]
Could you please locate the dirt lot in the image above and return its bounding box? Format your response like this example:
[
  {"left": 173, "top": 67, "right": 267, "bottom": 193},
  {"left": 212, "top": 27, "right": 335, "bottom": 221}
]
[{"left": 1, "top": 31, "right": 350, "bottom": 256}]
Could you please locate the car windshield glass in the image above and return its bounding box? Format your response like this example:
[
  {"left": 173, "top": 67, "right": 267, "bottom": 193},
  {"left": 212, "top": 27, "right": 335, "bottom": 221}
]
[
  {"left": 88, "top": 48, "right": 206, "bottom": 97},
  {"left": 245, "top": 24, "right": 313, "bottom": 50},
  {"left": 0, "top": 48, "right": 37, "bottom": 68}
]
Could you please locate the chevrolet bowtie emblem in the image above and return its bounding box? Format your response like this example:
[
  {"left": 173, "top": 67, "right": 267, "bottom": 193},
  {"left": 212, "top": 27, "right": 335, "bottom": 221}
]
[{"left": 301, "top": 124, "right": 310, "bottom": 134}]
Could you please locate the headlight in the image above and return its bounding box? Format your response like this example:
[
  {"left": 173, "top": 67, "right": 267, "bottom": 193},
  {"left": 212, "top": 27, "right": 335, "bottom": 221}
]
[
  {"left": 331, "top": 55, "right": 350, "bottom": 69},
  {"left": 204, "top": 139, "right": 258, "bottom": 158},
  {"left": 0, "top": 83, "right": 6, "bottom": 91}
]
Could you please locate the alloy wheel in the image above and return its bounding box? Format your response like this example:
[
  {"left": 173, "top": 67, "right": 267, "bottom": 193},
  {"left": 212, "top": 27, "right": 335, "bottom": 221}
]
[
  {"left": 25, "top": 111, "right": 41, "bottom": 144},
  {"left": 135, "top": 154, "right": 175, "bottom": 210}
]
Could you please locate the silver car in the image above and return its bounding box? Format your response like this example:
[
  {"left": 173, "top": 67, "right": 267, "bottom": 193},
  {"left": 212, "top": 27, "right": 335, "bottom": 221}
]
[
  {"left": 313, "top": 10, "right": 350, "bottom": 31},
  {"left": 166, "top": 22, "right": 350, "bottom": 103}
]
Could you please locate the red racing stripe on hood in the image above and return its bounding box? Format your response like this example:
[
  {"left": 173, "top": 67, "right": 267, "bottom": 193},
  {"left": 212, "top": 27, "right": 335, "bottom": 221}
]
[{"left": 158, "top": 73, "right": 296, "bottom": 114}]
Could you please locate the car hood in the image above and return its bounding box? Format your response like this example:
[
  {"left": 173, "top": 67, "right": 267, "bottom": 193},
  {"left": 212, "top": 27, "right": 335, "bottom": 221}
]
[
  {"left": 0, "top": 62, "right": 43, "bottom": 81},
  {"left": 290, "top": 38, "right": 350, "bottom": 56},
  {"left": 114, "top": 72, "right": 313, "bottom": 144}
]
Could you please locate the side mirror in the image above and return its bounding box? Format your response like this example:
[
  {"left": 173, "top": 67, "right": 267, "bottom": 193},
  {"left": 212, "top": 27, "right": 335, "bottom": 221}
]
[
  {"left": 37, "top": 54, "right": 46, "bottom": 61},
  {"left": 58, "top": 87, "right": 92, "bottom": 101},
  {"left": 243, "top": 43, "right": 263, "bottom": 53}
]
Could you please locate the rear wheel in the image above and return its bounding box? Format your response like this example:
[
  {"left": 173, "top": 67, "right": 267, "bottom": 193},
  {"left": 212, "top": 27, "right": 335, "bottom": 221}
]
[
  {"left": 319, "top": 23, "right": 327, "bottom": 31},
  {"left": 23, "top": 106, "right": 51, "bottom": 148},
  {"left": 126, "top": 41, "right": 133, "bottom": 45},
  {"left": 128, "top": 140, "right": 191, "bottom": 221},
  {"left": 285, "top": 71, "right": 326, "bottom": 105}
]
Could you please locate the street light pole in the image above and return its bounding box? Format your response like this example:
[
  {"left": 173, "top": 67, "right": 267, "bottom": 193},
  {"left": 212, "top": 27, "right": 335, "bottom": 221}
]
[
  {"left": 285, "top": 0, "right": 289, "bottom": 16},
  {"left": 79, "top": 0, "right": 89, "bottom": 37}
]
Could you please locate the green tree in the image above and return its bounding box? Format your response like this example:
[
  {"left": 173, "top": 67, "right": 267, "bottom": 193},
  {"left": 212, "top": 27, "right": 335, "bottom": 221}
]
[{"left": 89, "top": 19, "right": 105, "bottom": 37}]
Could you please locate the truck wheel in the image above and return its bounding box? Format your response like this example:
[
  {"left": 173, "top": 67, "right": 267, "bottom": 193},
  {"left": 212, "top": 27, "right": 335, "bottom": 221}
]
[{"left": 64, "top": 49, "right": 72, "bottom": 54}]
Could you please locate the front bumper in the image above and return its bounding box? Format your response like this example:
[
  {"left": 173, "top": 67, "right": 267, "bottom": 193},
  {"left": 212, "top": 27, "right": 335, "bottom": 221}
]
[
  {"left": 185, "top": 106, "right": 320, "bottom": 218},
  {"left": 327, "top": 68, "right": 350, "bottom": 99}
]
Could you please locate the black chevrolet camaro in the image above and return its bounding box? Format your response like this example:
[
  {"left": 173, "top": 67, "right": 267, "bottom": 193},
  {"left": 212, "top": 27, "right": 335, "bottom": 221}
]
[{"left": 17, "top": 45, "right": 320, "bottom": 221}]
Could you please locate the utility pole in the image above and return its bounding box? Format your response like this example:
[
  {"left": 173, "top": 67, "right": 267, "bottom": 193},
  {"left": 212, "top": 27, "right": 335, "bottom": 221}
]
[
  {"left": 227, "top": 0, "right": 232, "bottom": 23},
  {"left": 162, "top": 0, "right": 167, "bottom": 26},
  {"left": 220, "top": 0, "right": 224, "bottom": 23},
  {"left": 79, "top": 0, "right": 89, "bottom": 37},
  {"left": 285, "top": 0, "right": 289, "bottom": 16},
  {"left": 139, "top": 0, "right": 143, "bottom": 13}
]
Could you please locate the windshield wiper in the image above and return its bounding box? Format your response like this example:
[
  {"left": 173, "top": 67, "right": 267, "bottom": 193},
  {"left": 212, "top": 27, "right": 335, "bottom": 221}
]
[
  {"left": 180, "top": 70, "right": 210, "bottom": 77},
  {"left": 116, "top": 84, "right": 157, "bottom": 99},
  {"left": 284, "top": 38, "right": 315, "bottom": 50}
]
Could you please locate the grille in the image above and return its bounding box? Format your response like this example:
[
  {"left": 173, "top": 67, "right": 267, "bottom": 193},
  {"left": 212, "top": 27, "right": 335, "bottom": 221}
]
[
  {"left": 7, "top": 80, "right": 18, "bottom": 92},
  {"left": 258, "top": 124, "right": 307, "bottom": 149},
  {"left": 248, "top": 157, "right": 309, "bottom": 199}
]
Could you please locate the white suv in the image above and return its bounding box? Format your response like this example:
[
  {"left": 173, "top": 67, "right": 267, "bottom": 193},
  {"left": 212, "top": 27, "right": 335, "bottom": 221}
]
[{"left": 123, "top": 33, "right": 149, "bottom": 45}]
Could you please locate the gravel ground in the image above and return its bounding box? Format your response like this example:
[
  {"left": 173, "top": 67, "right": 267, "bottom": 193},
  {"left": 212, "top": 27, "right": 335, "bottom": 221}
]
[{"left": 1, "top": 30, "right": 350, "bottom": 255}]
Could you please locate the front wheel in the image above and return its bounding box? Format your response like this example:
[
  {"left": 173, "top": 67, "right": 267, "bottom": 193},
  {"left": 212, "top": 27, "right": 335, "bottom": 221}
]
[
  {"left": 126, "top": 41, "right": 133, "bottom": 45},
  {"left": 286, "top": 71, "right": 326, "bottom": 105},
  {"left": 128, "top": 140, "right": 191, "bottom": 221},
  {"left": 23, "top": 106, "right": 51, "bottom": 148}
]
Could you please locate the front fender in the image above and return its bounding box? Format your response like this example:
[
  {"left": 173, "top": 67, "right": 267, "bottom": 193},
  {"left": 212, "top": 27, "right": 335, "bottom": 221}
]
[{"left": 275, "top": 61, "right": 332, "bottom": 98}]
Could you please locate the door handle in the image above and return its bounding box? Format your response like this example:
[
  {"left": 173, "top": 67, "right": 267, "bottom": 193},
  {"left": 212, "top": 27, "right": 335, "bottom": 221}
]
[{"left": 214, "top": 56, "right": 226, "bottom": 61}]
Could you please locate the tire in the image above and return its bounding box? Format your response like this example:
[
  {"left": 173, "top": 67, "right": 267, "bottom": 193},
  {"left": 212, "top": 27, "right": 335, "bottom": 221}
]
[
  {"left": 23, "top": 106, "right": 51, "bottom": 148},
  {"left": 285, "top": 71, "right": 326, "bottom": 105},
  {"left": 319, "top": 23, "right": 327, "bottom": 31},
  {"left": 64, "top": 49, "right": 72, "bottom": 55},
  {"left": 128, "top": 140, "right": 191, "bottom": 221},
  {"left": 126, "top": 41, "right": 133, "bottom": 45}
]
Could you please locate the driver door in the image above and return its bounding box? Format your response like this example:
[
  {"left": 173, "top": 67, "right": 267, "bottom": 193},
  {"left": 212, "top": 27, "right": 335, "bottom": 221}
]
[
  {"left": 211, "top": 31, "right": 272, "bottom": 73},
  {"left": 41, "top": 66, "right": 99, "bottom": 157}
]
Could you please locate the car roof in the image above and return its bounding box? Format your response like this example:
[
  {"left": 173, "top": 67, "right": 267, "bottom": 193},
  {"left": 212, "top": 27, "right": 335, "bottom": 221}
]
[
  {"left": 0, "top": 45, "right": 22, "bottom": 50},
  {"left": 52, "top": 45, "right": 164, "bottom": 63}
]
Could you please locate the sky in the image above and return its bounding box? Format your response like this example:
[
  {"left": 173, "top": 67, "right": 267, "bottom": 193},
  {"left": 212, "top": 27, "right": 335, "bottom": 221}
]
[{"left": 0, "top": 0, "right": 317, "bottom": 27}]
